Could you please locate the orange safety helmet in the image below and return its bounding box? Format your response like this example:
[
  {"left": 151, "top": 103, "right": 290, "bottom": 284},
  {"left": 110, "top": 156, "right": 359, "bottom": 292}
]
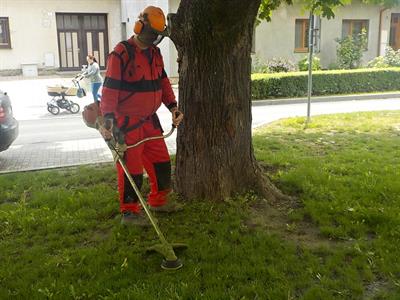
[{"left": 134, "top": 6, "right": 166, "bottom": 35}]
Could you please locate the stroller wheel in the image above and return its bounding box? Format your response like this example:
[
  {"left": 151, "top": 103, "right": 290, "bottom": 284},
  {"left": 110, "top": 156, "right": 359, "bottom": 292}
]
[
  {"left": 48, "top": 105, "right": 60, "bottom": 115},
  {"left": 69, "top": 102, "right": 80, "bottom": 114}
]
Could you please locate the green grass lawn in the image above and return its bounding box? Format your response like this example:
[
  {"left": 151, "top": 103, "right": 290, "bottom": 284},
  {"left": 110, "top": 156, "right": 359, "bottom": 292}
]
[{"left": 1, "top": 111, "right": 399, "bottom": 299}]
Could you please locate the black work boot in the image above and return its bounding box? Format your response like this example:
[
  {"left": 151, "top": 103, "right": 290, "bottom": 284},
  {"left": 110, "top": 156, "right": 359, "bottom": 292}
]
[{"left": 121, "top": 211, "right": 150, "bottom": 227}]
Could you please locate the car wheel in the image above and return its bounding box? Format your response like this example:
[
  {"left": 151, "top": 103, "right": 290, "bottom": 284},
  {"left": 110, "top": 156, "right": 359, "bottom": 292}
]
[
  {"left": 49, "top": 105, "right": 60, "bottom": 115},
  {"left": 69, "top": 102, "right": 80, "bottom": 114}
]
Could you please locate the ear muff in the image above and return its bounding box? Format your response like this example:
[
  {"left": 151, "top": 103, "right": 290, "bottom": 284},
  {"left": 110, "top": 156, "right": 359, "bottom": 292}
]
[
  {"left": 134, "top": 19, "right": 144, "bottom": 34},
  {"left": 134, "top": 7, "right": 166, "bottom": 34}
]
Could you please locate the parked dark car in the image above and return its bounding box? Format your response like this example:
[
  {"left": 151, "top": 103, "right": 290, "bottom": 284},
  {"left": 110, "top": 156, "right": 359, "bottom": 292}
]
[{"left": 0, "top": 90, "right": 19, "bottom": 152}]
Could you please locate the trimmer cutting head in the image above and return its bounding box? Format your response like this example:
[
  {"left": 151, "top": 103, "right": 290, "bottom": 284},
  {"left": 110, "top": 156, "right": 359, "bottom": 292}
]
[
  {"left": 146, "top": 243, "right": 187, "bottom": 270},
  {"left": 161, "top": 258, "right": 183, "bottom": 270}
]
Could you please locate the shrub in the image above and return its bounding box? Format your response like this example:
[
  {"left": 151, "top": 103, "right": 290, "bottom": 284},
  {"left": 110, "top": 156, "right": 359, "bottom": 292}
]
[
  {"left": 298, "top": 56, "right": 322, "bottom": 71},
  {"left": 335, "top": 30, "right": 367, "bottom": 69},
  {"left": 327, "top": 62, "right": 339, "bottom": 70},
  {"left": 367, "top": 47, "right": 400, "bottom": 68},
  {"left": 367, "top": 56, "right": 389, "bottom": 68},
  {"left": 383, "top": 46, "right": 400, "bottom": 67},
  {"left": 251, "top": 56, "right": 269, "bottom": 73},
  {"left": 266, "top": 57, "right": 296, "bottom": 73},
  {"left": 251, "top": 68, "right": 400, "bottom": 99}
]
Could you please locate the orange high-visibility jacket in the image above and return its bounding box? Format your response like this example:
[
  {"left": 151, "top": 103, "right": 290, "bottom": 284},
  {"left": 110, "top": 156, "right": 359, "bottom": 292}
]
[{"left": 101, "top": 37, "right": 177, "bottom": 119}]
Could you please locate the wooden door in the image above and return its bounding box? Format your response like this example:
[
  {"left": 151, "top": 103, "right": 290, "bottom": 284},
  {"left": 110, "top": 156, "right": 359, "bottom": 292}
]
[
  {"left": 56, "top": 13, "right": 109, "bottom": 70},
  {"left": 390, "top": 14, "right": 400, "bottom": 50},
  {"left": 82, "top": 15, "right": 109, "bottom": 69}
]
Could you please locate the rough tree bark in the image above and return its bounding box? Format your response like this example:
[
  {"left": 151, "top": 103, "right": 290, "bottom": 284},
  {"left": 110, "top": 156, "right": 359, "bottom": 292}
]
[{"left": 169, "top": 0, "right": 285, "bottom": 201}]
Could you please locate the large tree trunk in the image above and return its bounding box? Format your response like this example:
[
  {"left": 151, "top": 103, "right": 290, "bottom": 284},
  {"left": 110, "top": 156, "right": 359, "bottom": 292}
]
[{"left": 169, "top": 0, "right": 283, "bottom": 201}]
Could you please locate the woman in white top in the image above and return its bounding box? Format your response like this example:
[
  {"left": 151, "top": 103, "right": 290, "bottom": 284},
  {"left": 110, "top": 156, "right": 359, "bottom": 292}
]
[{"left": 83, "top": 54, "right": 103, "bottom": 105}]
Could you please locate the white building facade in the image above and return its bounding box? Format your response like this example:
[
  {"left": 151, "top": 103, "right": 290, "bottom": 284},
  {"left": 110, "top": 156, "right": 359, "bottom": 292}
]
[
  {"left": 1, "top": 0, "right": 400, "bottom": 76},
  {"left": 254, "top": 2, "right": 400, "bottom": 68}
]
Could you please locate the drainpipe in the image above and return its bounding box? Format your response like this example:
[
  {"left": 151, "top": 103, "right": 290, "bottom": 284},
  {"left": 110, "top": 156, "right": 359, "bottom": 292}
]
[{"left": 378, "top": 8, "right": 389, "bottom": 56}]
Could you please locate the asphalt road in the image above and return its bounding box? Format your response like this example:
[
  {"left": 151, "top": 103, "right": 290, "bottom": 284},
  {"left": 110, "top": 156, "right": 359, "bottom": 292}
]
[
  {"left": 14, "top": 115, "right": 97, "bottom": 145},
  {"left": 12, "top": 105, "right": 174, "bottom": 145}
]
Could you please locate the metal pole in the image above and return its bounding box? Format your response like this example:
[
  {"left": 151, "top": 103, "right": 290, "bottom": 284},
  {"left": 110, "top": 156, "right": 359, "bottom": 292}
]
[{"left": 307, "top": 11, "right": 315, "bottom": 123}]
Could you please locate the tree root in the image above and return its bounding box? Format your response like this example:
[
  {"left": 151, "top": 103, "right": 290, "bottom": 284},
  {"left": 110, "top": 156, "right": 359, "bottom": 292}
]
[{"left": 253, "top": 161, "right": 300, "bottom": 210}]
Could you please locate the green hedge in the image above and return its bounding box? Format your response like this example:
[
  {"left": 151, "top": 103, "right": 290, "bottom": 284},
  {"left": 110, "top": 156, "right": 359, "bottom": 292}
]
[{"left": 251, "top": 68, "right": 400, "bottom": 99}]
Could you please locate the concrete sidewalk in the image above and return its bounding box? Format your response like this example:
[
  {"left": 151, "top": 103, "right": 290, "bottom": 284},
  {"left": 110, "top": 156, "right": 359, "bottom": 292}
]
[
  {"left": 0, "top": 138, "right": 112, "bottom": 173},
  {"left": 0, "top": 76, "right": 94, "bottom": 121}
]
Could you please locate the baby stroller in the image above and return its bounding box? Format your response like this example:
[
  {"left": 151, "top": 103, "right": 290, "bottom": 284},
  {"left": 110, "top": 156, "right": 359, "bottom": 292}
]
[{"left": 46, "top": 74, "right": 86, "bottom": 115}]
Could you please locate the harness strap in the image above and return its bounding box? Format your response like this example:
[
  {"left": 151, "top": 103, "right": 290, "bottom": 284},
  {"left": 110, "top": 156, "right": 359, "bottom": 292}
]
[
  {"left": 119, "top": 116, "right": 130, "bottom": 133},
  {"left": 119, "top": 40, "right": 135, "bottom": 74},
  {"left": 119, "top": 115, "right": 153, "bottom": 134},
  {"left": 122, "top": 118, "right": 147, "bottom": 133},
  {"left": 119, "top": 113, "right": 163, "bottom": 134}
]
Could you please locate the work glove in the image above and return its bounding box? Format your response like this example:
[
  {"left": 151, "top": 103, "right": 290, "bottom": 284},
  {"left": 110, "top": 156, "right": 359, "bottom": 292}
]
[
  {"left": 171, "top": 108, "right": 184, "bottom": 127},
  {"left": 102, "top": 113, "right": 127, "bottom": 161},
  {"left": 99, "top": 113, "right": 114, "bottom": 141}
]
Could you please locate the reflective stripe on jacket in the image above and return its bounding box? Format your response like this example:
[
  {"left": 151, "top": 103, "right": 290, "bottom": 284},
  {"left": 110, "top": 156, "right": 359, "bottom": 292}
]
[{"left": 100, "top": 37, "right": 177, "bottom": 119}]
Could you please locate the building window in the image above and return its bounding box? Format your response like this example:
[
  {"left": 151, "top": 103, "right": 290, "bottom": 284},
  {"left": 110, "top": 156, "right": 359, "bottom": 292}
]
[
  {"left": 295, "top": 19, "right": 309, "bottom": 52},
  {"left": 0, "top": 17, "right": 11, "bottom": 49},
  {"left": 342, "top": 19, "right": 369, "bottom": 43}
]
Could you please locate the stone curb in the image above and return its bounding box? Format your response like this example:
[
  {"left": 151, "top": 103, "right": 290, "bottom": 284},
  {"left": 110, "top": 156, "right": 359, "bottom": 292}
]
[{"left": 252, "top": 92, "right": 400, "bottom": 106}]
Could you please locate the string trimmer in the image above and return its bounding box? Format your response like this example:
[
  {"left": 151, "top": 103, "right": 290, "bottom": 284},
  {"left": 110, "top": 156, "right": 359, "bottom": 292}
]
[{"left": 82, "top": 103, "right": 187, "bottom": 270}]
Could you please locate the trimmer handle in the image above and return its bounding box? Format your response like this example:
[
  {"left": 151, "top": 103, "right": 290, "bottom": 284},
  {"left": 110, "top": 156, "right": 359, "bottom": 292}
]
[
  {"left": 111, "top": 123, "right": 125, "bottom": 145},
  {"left": 103, "top": 116, "right": 124, "bottom": 144},
  {"left": 172, "top": 111, "right": 181, "bottom": 129},
  {"left": 104, "top": 117, "right": 114, "bottom": 131}
]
